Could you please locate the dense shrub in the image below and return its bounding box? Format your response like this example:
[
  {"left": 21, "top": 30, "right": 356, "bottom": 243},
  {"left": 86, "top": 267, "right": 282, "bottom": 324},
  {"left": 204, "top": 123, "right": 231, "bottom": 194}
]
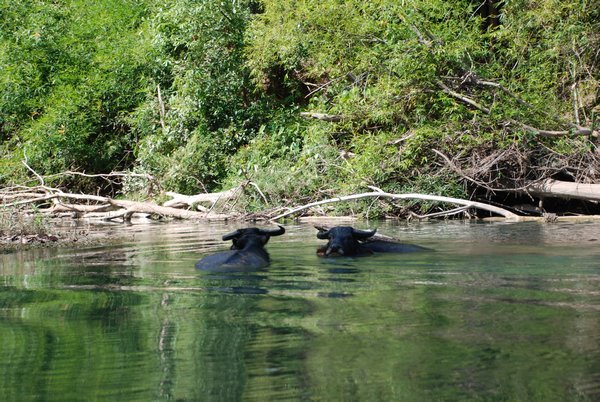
[
  {"left": 0, "top": 0, "right": 157, "bottom": 187},
  {"left": 0, "top": 0, "right": 597, "bottom": 214}
]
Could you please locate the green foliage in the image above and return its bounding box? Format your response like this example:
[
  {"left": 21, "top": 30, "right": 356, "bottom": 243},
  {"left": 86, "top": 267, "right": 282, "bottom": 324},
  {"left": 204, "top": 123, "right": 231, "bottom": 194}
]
[
  {"left": 0, "top": 206, "right": 49, "bottom": 236},
  {"left": 129, "top": 0, "right": 285, "bottom": 193},
  {"left": 0, "top": 0, "right": 158, "bottom": 185},
  {"left": 1, "top": 0, "right": 596, "bottom": 215},
  {"left": 227, "top": 0, "right": 597, "bottom": 213}
]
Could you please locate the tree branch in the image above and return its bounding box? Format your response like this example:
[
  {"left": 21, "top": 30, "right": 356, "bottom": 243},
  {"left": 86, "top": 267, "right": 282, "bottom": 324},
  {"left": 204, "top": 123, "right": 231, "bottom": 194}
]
[
  {"left": 43, "top": 170, "right": 155, "bottom": 180},
  {"left": 162, "top": 185, "right": 243, "bottom": 209},
  {"left": 0, "top": 187, "right": 232, "bottom": 221},
  {"left": 269, "top": 190, "right": 519, "bottom": 220},
  {"left": 435, "top": 80, "right": 491, "bottom": 114},
  {"left": 523, "top": 179, "right": 600, "bottom": 201},
  {"left": 21, "top": 158, "right": 45, "bottom": 186},
  {"left": 519, "top": 123, "right": 595, "bottom": 138}
]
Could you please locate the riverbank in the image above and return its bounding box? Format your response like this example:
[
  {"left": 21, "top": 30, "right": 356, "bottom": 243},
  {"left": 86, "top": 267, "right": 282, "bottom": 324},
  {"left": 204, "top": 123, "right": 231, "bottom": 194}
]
[
  {"left": 0, "top": 217, "right": 132, "bottom": 251},
  {"left": 3, "top": 212, "right": 600, "bottom": 251}
]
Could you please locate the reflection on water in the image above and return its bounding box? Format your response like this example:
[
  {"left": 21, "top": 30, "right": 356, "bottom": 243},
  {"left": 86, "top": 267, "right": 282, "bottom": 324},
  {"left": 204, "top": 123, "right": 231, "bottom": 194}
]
[{"left": 0, "top": 221, "right": 599, "bottom": 400}]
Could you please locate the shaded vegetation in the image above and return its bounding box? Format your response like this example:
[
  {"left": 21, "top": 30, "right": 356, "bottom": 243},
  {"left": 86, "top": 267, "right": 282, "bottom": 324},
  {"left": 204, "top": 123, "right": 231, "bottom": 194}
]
[
  {"left": 0, "top": 206, "right": 49, "bottom": 237},
  {"left": 1, "top": 0, "right": 598, "bottom": 216}
]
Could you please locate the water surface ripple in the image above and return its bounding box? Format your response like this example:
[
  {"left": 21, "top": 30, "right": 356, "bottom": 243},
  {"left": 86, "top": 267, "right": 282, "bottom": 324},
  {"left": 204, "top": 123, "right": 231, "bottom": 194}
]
[{"left": 1, "top": 221, "right": 598, "bottom": 401}]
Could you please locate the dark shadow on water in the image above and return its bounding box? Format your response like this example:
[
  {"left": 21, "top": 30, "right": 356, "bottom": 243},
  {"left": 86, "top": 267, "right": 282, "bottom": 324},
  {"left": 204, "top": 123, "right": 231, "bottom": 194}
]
[
  {"left": 201, "top": 273, "right": 266, "bottom": 281},
  {"left": 206, "top": 286, "right": 269, "bottom": 295},
  {"left": 326, "top": 267, "right": 360, "bottom": 274},
  {"left": 317, "top": 292, "right": 354, "bottom": 298}
]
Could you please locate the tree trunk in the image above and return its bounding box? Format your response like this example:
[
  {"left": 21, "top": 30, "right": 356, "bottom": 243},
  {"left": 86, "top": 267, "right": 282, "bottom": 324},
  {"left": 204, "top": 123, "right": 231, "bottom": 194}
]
[{"left": 524, "top": 179, "right": 600, "bottom": 201}]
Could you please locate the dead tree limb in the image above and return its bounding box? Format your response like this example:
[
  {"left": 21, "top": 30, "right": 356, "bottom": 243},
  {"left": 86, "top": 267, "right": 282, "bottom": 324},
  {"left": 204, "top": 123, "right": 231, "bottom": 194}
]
[
  {"left": 468, "top": 77, "right": 534, "bottom": 108},
  {"left": 106, "top": 199, "right": 210, "bottom": 219},
  {"left": 163, "top": 185, "right": 242, "bottom": 209},
  {"left": 432, "top": 149, "right": 534, "bottom": 192},
  {"left": 248, "top": 181, "right": 269, "bottom": 206},
  {"left": 269, "top": 190, "right": 519, "bottom": 220},
  {"left": 0, "top": 188, "right": 229, "bottom": 221},
  {"left": 432, "top": 148, "right": 600, "bottom": 201},
  {"left": 21, "top": 158, "right": 45, "bottom": 185},
  {"left": 409, "top": 206, "right": 471, "bottom": 220}
]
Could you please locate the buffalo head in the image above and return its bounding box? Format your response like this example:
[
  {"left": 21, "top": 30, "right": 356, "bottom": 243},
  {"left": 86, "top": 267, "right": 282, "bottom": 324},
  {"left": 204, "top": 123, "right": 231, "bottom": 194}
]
[
  {"left": 222, "top": 225, "right": 285, "bottom": 250},
  {"left": 196, "top": 225, "right": 286, "bottom": 271},
  {"left": 316, "top": 226, "right": 376, "bottom": 256}
]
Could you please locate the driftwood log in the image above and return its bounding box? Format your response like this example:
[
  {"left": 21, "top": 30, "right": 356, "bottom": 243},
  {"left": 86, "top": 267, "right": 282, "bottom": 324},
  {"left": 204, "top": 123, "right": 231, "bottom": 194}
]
[
  {"left": 524, "top": 179, "right": 600, "bottom": 201},
  {"left": 163, "top": 187, "right": 241, "bottom": 210},
  {"left": 0, "top": 186, "right": 234, "bottom": 222},
  {"left": 2, "top": 162, "right": 598, "bottom": 224}
]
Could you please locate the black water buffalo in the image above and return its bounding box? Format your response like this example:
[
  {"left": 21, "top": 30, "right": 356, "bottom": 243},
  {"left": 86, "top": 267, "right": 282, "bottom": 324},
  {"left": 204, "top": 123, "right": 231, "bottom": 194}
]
[
  {"left": 195, "top": 226, "right": 285, "bottom": 271},
  {"left": 316, "top": 226, "right": 428, "bottom": 257}
]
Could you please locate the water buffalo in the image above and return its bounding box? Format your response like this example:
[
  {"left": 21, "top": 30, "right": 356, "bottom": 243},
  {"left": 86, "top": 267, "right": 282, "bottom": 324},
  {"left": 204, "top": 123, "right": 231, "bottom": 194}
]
[
  {"left": 195, "top": 226, "right": 285, "bottom": 271},
  {"left": 316, "top": 226, "right": 428, "bottom": 257}
]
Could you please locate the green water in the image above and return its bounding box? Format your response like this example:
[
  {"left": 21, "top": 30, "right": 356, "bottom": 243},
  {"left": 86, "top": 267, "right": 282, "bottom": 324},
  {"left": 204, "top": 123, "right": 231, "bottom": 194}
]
[{"left": 1, "top": 221, "right": 598, "bottom": 401}]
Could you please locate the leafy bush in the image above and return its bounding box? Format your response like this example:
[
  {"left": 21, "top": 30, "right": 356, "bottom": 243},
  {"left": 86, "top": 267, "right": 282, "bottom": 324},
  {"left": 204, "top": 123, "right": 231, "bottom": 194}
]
[
  {"left": 128, "top": 0, "right": 294, "bottom": 194},
  {"left": 0, "top": 0, "right": 157, "bottom": 188},
  {"left": 1, "top": 0, "right": 596, "bottom": 216},
  {"left": 0, "top": 206, "right": 49, "bottom": 237}
]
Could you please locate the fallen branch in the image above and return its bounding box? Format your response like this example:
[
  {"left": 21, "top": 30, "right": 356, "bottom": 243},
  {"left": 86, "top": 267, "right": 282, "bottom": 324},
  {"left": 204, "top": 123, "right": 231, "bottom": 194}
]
[
  {"left": 409, "top": 206, "right": 471, "bottom": 220},
  {"left": 163, "top": 185, "right": 242, "bottom": 209},
  {"left": 248, "top": 181, "right": 269, "bottom": 206},
  {"left": 269, "top": 190, "right": 519, "bottom": 220},
  {"left": 48, "top": 203, "right": 115, "bottom": 214},
  {"left": 468, "top": 76, "right": 534, "bottom": 108},
  {"left": 22, "top": 158, "right": 45, "bottom": 185},
  {"left": 0, "top": 187, "right": 232, "bottom": 221}
]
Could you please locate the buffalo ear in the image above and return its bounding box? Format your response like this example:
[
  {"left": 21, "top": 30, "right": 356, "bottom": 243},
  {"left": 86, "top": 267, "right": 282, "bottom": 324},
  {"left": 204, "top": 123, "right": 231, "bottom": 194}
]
[
  {"left": 352, "top": 228, "right": 377, "bottom": 239},
  {"left": 222, "top": 229, "right": 243, "bottom": 241},
  {"left": 316, "top": 229, "right": 330, "bottom": 239}
]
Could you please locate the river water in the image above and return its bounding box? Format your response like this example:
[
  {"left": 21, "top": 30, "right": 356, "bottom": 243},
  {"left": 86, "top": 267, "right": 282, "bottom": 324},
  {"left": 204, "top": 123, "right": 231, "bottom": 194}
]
[{"left": 1, "top": 220, "right": 598, "bottom": 401}]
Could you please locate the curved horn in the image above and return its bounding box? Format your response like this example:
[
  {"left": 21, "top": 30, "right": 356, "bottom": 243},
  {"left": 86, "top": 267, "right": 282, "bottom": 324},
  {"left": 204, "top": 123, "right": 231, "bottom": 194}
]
[
  {"left": 352, "top": 228, "right": 377, "bottom": 239},
  {"left": 316, "top": 229, "right": 331, "bottom": 239},
  {"left": 259, "top": 225, "right": 285, "bottom": 237},
  {"left": 222, "top": 229, "right": 243, "bottom": 241}
]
